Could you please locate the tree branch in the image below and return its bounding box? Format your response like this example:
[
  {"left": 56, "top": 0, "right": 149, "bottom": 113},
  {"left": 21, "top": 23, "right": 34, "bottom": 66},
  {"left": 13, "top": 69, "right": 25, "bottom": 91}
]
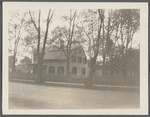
[{"left": 29, "top": 10, "right": 38, "bottom": 31}]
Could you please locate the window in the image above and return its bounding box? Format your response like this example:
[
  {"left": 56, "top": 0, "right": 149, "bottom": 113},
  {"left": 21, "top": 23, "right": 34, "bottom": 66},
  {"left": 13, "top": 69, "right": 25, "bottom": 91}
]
[
  {"left": 43, "top": 65, "right": 47, "bottom": 74},
  {"left": 58, "top": 66, "right": 64, "bottom": 74},
  {"left": 71, "top": 56, "right": 76, "bottom": 62},
  {"left": 82, "top": 68, "right": 86, "bottom": 75},
  {"left": 78, "top": 57, "right": 82, "bottom": 63},
  {"left": 72, "top": 67, "right": 77, "bottom": 75},
  {"left": 34, "top": 53, "right": 37, "bottom": 61},
  {"left": 79, "top": 49, "right": 81, "bottom": 54},
  {"left": 83, "top": 58, "right": 87, "bottom": 64},
  {"left": 49, "top": 66, "right": 55, "bottom": 74}
]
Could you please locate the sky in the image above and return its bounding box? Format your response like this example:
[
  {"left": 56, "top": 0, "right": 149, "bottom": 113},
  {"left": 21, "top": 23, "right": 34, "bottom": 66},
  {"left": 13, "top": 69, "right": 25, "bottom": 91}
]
[{"left": 8, "top": 9, "right": 140, "bottom": 64}]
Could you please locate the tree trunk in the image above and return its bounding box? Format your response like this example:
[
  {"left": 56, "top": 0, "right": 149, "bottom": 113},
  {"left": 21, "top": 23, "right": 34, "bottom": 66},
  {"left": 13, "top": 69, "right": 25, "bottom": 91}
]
[
  {"left": 102, "top": 55, "right": 106, "bottom": 76},
  {"left": 109, "top": 52, "right": 113, "bottom": 77},
  {"left": 109, "top": 60, "right": 112, "bottom": 77},
  {"left": 86, "top": 58, "right": 96, "bottom": 86},
  {"left": 35, "top": 57, "right": 43, "bottom": 83},
  {"left": 123, "top": 64, "right": 127, "bottom": 78},
  {"left": 121, "top": 52, "right": 127, "bottom": 78},
  {"left": 123, "top": 44, "right": 129, "bottom": 78},
  {"left": 102, "top": 19, "right": 105, "bottom": 77},
  {"left": 66, "top": 58, "right": 70, "bottom": 82},
  {"left": 12, "top": 53, "right": 16, "bottom": 73},
  {"left": 123, "top": 60, "right": 127, "bottom": 78}
]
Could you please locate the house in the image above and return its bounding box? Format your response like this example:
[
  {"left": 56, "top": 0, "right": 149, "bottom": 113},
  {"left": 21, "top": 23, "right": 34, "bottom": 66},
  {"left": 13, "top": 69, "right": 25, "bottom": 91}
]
[{"left": 31, "top": 45, "right": 88, "bottom": 79}]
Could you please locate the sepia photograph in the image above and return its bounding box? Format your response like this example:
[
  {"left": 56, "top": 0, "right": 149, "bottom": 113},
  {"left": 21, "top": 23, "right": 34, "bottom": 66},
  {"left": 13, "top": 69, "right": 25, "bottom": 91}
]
[{"left": 2, "top": 2, "right": 148, "bottom": 115}]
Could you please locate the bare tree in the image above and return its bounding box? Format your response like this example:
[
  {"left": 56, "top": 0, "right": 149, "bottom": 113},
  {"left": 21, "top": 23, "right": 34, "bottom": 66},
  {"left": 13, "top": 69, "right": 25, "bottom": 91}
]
[
  {"left": 8, "top": 11, "right": 28, "bottom": 73},
  {"left": 29, "top": 9, "right": 54, "bottom": 83},
  {"left": 56, "top": 10, "right": 78, "bottom": 82},
  {"left": 80, "top": 9, "right": 105, "bottom": 86}
]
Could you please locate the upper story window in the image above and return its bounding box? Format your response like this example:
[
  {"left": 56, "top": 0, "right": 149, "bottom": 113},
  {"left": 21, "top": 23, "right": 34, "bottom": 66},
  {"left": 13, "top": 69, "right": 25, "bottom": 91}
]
[
  {"left": 78, "top": 57, "right": 82, "bottom": 63},
  {"left": 58, "top": 66, "right": 64, "bottom": 74},
  {"left": 83, "top": 58, "right": 87, "bottom": 64},
  {"left": 72, "top": 67, "right": 77, "bottom": 75},
  {"left": 79, "top": 49, "right": 81, "bottom": 54},
  {"left": 49, "top": 66, "right": 55, "bottom": 74},
  {"left": 82, "top": 68, "right": 86, "bottom": 75},
  {"left": 71, "top": 56, "right": 76, "bottom": 62}
]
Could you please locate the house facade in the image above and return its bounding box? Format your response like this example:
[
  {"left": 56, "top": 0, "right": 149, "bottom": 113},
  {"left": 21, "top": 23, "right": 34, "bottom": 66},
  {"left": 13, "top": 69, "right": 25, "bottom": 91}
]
[{"left": 31, "top": 46, "right": 89, "bottom": 79}]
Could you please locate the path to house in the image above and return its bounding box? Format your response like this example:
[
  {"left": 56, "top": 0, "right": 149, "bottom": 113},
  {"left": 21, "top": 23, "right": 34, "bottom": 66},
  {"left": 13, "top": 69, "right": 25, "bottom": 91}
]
[{"left": 9, "top": 81, "right": 140, "bottom": 109}]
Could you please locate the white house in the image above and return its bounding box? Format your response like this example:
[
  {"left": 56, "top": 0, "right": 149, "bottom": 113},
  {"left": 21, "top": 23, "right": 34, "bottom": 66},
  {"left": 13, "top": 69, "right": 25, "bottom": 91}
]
[{"left": 31, "top": 45, "right": 89, "bottom": 79}]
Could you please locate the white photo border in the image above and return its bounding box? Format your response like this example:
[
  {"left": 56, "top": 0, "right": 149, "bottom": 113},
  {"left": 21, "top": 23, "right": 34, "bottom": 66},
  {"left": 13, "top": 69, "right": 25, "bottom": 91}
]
[{"left": 2, "top": 2, "right": 148, "bottom": 115}]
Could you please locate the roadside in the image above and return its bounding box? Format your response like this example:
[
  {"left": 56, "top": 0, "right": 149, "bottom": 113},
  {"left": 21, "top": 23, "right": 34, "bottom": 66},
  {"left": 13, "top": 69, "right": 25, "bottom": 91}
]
[
  {"left": 9, "top": 81, "right": 140, "bottom": 109},
  {"left": 10, "top": 78, "right": 140, "bottom": 92},
  {"left": 9, "top": 72, "right": 140, "bottom": 87}
]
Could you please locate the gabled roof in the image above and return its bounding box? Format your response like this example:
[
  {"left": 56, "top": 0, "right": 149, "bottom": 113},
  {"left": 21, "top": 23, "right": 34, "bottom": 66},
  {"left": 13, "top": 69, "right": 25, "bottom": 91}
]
[
  {"left": 44, "top": 50, "right": 66, "bottom": 60},
  {"left": 33, "top": 45, "right": 87, "bottom": 60}
]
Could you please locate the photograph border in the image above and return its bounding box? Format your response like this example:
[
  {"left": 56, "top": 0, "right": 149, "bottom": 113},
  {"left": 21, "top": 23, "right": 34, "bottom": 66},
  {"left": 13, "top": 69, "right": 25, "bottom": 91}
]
[{"left": 2, "top": 2, "right": 148, "bottom": 115}]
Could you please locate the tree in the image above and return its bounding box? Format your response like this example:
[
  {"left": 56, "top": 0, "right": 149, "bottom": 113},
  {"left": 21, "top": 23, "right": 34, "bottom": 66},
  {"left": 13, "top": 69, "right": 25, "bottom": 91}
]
[
  {"left": 29, "top": 9, "right": 54, "bottom": 83},
  {"left": 20, "top": 56, "right": 31, "bottom": 64},
  {"left": 8, "top": 11, "right": 28, "bottom": 73},
  {"left": 126, "top": 48, "right": 140, "bottom": 77},
  {"left": 49, "top": 10, "right": 78, "bottom": 82},
  {"left": 9, "top": 56, "right": 17, "bottom": 73},
  {"left": 80, "top": 9, "right": 105, "bottom": 86},
  {"left": 102, "top": 10, "right": 114, "bottom": 76},
  {"left": 19, "top": 56, "right": 32, "bottom": 73},
  {"left": 111, "top": 9, "right": 140, "bottom": 77},
  {"left": 62, "top": 10, "right": 77, "bottom": 82}
]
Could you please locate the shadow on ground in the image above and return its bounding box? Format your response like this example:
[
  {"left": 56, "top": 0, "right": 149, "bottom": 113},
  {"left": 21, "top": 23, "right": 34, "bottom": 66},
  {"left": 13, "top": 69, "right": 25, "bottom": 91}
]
[{"left": 9, "top": 96, "right": 53, "bottom": 109}]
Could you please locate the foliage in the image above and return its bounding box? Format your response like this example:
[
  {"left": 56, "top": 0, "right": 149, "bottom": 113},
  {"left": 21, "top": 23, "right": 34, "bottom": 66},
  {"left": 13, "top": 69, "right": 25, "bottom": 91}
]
[
  {"left": 8, "top": 10, "right": 29, "bottom": 72},
  {"left": 20, "top": 56, "right": 31, "bottom": 64}
]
